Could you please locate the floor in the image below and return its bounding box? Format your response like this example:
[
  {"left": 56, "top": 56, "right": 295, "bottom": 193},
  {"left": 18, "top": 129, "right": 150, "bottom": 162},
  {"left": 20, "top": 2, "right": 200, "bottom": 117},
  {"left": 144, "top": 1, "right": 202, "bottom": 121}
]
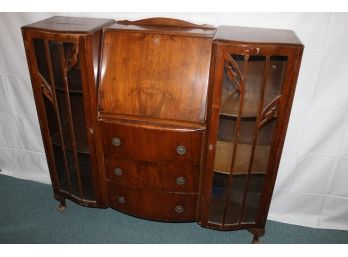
[{"left": 0, "top": 174, "right": 347, "bottom": 244}]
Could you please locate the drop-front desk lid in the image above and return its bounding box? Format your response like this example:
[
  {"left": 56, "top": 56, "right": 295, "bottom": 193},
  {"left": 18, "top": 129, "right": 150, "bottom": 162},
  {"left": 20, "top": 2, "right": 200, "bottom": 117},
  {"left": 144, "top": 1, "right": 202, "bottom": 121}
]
[{"left": 98, "top": 20, "right": 216, "bottom": 125}]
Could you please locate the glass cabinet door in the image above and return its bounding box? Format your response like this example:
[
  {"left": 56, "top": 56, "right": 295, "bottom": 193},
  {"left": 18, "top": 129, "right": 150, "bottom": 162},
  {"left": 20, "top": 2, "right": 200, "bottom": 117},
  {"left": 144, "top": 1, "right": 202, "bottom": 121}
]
[
  {"left": 32, "top": 38, "right": 96, "bottom": 202},
  {"left": 207, "top": 52, "right": 288, "bottom": 227}
]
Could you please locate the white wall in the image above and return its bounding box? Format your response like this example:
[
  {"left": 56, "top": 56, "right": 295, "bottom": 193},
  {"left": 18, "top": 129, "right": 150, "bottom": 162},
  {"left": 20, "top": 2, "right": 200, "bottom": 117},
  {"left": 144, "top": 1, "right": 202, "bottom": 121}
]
[{"left": 0, "top": 12, "right": 347, "bottom": 230}]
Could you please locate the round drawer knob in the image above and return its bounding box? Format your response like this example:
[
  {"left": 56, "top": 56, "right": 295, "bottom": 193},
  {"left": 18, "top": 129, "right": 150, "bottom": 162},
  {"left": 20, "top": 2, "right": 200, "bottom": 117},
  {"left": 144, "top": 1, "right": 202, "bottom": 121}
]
[
  {"left": 117, "top": 196, "right": 126, "bottom": 204},
  {"left": 175, "top": 205, "right": 184, "bottom": 214},
  {"left": 176, "top": 177, "right": 186, "bottom": 185},
  {"left": 176, "top": 145, "right": 186, "bottom": 155},
  {"left": 114, "top": 168, "right": 123, "bottom": 176},
  {"left": 112, "top": 137, "right": 122, "bottom": 147}
]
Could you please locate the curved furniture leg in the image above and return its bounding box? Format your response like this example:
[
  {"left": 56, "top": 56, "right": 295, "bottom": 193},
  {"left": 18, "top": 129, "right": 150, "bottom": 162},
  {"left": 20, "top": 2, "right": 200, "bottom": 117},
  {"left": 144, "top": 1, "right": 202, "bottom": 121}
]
[
  {"left": 248, "top": 228, "right": 265, "bottom": 244},
  {"left": 56, "top": 199, "right": 66, "bottom": 212},
  {"left": 252, "top": 235, "right": 260, "bottom": 244}
]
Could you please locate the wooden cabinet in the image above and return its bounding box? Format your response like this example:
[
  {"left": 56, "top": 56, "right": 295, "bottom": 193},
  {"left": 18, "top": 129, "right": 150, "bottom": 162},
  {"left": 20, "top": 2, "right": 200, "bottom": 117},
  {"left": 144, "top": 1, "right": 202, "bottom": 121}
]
[
  {"left": 22, "top": 16, "right": 303, "bottom": 242},
  {"left": 21, "top": 16, "right": 115, "bottom": 208},
  {"left": 199, "top": 27, "right": 303, "bottom": 241}
]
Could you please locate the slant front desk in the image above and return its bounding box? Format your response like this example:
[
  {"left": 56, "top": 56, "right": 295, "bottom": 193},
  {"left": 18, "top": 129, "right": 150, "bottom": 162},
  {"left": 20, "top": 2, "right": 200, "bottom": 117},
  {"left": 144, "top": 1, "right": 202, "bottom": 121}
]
[{"left": 21, "top": 16, "right": 303, "bottom": 243}]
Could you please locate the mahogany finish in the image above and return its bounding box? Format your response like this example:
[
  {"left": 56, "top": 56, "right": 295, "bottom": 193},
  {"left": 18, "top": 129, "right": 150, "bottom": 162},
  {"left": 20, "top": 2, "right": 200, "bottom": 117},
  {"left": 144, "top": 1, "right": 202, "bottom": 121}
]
[
  {"left": 100, "top": 121, "right": 203, "bottom": 163},
  {"left": 98, "top": 26, "right": 214, "bottom": 123},
  {"left": 22, "top": 17, "right": 115, "bottom": 209},
  {"left": 24, "top": 16, "right": 114, "bottom": 33},
  {"left": 108, "top": 182, "right": 198, "bottom": 222},
  {"left": 22, "top": 16, "right": 303, "bottom": 243}
]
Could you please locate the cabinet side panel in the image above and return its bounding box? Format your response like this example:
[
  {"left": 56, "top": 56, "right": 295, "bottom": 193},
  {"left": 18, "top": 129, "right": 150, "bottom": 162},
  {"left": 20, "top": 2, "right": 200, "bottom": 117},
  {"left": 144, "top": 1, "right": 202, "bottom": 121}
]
[{"left": 80, "top": 33, "right": 109, "bottom": 206}]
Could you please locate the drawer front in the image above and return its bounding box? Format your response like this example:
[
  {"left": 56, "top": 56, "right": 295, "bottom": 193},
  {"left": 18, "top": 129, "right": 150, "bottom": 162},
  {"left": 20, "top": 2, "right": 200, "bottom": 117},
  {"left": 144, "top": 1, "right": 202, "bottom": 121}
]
[
  {"left": 101, "top": 121, "right": 203, "bottom": 164},
  {"left": 105, "top": 156, "right": 200, "bottom": 193},
  {"left": 108, "top": 183, "right": 198, "bottom": 222}
]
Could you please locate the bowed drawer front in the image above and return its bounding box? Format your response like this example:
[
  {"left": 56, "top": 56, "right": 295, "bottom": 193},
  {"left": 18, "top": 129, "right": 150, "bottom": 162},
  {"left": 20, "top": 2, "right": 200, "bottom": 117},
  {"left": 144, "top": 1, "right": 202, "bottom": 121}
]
[
  {"left": 108, "top": 183, "right": 198, "bottom": 222},
  {"left": 101, "top": 121, "right": 203, "bottom": 164},
  {"left": 105, "top": 156, "right": 200, "bottom": 193}
]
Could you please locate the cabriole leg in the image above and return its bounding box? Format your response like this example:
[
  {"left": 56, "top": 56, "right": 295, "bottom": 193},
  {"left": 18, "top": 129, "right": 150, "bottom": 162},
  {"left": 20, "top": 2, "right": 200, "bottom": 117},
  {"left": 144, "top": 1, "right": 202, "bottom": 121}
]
[{"left": 248, "top": 228, "right": 265, "bottom": 244}]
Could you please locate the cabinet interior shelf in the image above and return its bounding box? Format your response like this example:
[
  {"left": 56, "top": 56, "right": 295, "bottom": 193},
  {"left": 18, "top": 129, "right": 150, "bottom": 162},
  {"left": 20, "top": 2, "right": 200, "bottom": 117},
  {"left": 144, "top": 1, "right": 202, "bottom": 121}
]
[
  {"left": 51, "top": 129, "right": 90, "bottom": 154},
  {"left": 55, "top": 86, "right": 83, "bottom": 94},
  {"left": 220, "top": 94, "right": 259, "bottom": 118},
  {"left": 214, "top": 140, "right": 269, "bottom": 174}
]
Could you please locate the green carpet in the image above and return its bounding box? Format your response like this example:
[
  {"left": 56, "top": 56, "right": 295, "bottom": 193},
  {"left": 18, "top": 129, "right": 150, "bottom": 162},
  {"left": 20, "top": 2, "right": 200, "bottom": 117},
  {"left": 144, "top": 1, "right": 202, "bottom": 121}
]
[{"left": 0, "top": 174, "right": 347, "bottom": 244}]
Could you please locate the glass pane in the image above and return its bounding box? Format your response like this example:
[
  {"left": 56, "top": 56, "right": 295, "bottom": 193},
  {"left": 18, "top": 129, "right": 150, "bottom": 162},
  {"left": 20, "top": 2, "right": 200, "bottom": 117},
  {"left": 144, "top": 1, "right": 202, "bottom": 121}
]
[
  {"left": 42, "top": 94, "right": 68, "bottom": 192},
  {"left": 219, "top": 55, "right": 243, "bottom": 117},
  {"left": 49, "top": 41, "right": 64, "bottom": 90},
  {"left": 69, "top": 94, "right": 89, "bottom": 152},
  {"left": 35, "top": 38, "right": 96, "bottom": 202},
  {"left": 49, "top": 40, "right": 95, "bottom": 201},
  {"left": 263, "top": 56, "right": 287, "bottom": 109},
  {"left": 65, "top": 42, "right": 83, "bottom": 92},
  {"left": 68, "top": 57, "right": 89, "bottom": 153},
  {"left": 49, "top": 40, "right": 79, "bottom": 197},
  {"left": 241, "top": 56, "right": 287, "bottom": 223},
  {"left": 66, "top": 51, "right": 95, "bottom": 200},
  {"left": 51, "top": 145, "right": 69, "bottom": 191},
  {"left": 241, "top": 174, "right": 265, "bottom": 223},
  {"left": 208, "top": 172, "right": 229, "bottom": 224},
  {"left": 33, "top": 39, "right": 50, "bottom": 83},
  {"left": 79, "top": 153, "right": 95, "bottom": 200},
  {"left": 241, "top": 117, "right": 277, "bottom": 223}
]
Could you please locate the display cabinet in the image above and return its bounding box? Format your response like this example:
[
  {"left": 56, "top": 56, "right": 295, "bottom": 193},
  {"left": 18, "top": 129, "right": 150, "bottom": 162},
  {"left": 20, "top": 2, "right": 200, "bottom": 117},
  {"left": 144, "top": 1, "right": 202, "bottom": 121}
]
[
  {"left": 21, "top": 16, "right": 115, "bottom": 209},
  {"left": 22, "top": 16, "right": 303, "bottom": 243},
  {"left": 199, "top": 27, "right": 303, "bottom": 242}
]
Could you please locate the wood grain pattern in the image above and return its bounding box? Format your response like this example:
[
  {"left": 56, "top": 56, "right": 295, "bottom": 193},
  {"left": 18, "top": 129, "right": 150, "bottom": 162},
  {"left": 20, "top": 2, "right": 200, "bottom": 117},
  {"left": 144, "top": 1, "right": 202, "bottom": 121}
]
[
  {"left": 214, "top": 25, "right": 303, "bottom": 46},
  {"left": 117, "top": 17, "right": 215, "bottom": 29},
  {"left": 105, "top": 155, "right": 200, "bottom": 193},
  {"left": 22, "top": 16, "right": 115, "bottom": 33},
  {"left": 101, "top": 120, "right": 203, "bottom": 164},
  {"left": 98, "top": 30, "right": 213, "bottom": 123}
]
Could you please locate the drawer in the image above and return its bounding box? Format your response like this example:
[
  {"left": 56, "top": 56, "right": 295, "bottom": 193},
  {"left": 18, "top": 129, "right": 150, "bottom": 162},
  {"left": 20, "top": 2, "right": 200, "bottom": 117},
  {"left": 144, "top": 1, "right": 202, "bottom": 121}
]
[
  {"left": 105, "top": 156, "right": 200, "bottom": 193},
  {"left": 108, "top": 183, "right": 198, "bottom": 222},
  {"left": 101, "top": 121, "right": 203, "bottom": 164}
]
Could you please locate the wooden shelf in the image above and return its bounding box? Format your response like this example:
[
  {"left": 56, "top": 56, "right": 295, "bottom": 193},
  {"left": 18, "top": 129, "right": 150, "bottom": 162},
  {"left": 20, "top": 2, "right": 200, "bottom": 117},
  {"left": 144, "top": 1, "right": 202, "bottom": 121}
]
[
  {"left": 213, "top": 141, "right": 269, "bottom": 174},
  {"left": 220, "top": 93, "right": 259, "bottom": 118},
  {"left": 55, "top": 86, "right": 83, "bottom": 94}
]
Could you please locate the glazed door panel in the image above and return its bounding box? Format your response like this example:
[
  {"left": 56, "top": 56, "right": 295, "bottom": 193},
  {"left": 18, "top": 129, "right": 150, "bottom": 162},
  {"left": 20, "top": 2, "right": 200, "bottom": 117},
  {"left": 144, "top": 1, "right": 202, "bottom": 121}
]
[
  {"left": 28, "top": 35, "right": 97, "bottom": 202},
  {"left": 202, "top": 44, "right": 297, "bottom": 229}
]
